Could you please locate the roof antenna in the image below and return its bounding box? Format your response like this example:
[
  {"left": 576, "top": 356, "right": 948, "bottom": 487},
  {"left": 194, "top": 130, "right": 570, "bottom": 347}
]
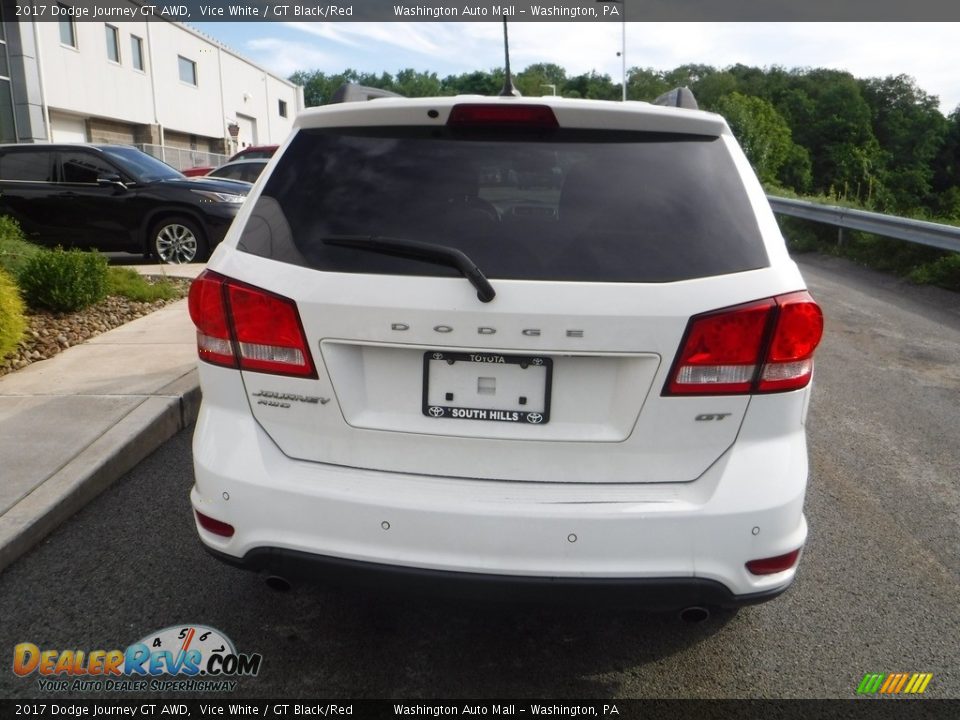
[{"left": 499, "top": 18, "right": 521, "bottom": 97}]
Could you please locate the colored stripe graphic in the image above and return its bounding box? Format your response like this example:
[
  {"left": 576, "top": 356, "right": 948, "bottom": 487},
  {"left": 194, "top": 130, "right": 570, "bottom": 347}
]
[
  {"left": 857, "top": 673, "right": 933, "bottom": 695},
  {"left": 857, "top": 673, "right": 885, "bottom": 694}
]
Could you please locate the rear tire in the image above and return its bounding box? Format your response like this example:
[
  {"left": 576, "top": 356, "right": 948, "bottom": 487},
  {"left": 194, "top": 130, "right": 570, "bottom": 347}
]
[{"left": 150, "top": 217, "right": 208, "bottom": 264}]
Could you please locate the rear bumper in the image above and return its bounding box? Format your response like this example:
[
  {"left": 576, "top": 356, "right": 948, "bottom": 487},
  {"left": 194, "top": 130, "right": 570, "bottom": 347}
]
[
  {"left": 203, "top": 545, "right": 791, "bottom": 608},
  {"left": 190, "top": 371, "right": 810, "bottom": 605}
]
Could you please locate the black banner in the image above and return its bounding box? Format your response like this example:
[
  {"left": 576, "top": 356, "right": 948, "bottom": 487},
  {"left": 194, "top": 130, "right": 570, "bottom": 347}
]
[
  {"left": 10, "top": 0, "right": 960, "bottom": 22},
  {"left": 1, "top": 700, "right": 959, "bottom": 720}
]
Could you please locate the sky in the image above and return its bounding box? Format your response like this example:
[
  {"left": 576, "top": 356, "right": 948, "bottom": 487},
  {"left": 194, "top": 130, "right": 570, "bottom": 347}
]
[{"left": 189, "top": 22, "right": 960, "bottom": 115}]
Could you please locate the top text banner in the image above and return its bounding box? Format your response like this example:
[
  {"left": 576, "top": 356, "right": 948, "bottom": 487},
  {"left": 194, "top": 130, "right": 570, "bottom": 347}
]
[{"left": 13, "top": 0, "right": 960, "bottom": 22}]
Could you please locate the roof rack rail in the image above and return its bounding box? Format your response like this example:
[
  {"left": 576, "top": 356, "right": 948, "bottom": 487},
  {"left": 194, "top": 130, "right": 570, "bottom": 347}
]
[
  {"left": 653, "top": 87, "right": 699, "bottom": 110},
  {"left": 329, "top": 83, "right": 404, "bottom": 104}
]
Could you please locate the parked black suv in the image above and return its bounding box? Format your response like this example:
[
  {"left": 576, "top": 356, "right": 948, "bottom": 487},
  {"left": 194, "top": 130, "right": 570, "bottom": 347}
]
[{"left": 0, "top": 144, "right": 250, "bottom": 263}]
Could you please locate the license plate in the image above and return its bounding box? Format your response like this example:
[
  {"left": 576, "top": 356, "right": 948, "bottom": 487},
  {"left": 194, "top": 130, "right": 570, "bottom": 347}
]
[{"left": 422, "top": 351, "right": 552, "bottom": 424}]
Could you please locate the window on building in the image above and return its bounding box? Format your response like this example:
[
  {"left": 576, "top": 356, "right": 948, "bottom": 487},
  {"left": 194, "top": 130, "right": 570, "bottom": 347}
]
[
  {"left": 58, "top": 6, "right": 77, "bottom": 48},
  {"left": 131, "top": 35, "right": 144, "bottom": 72},
  {"left": 278, "top": 100, "right": 288, "bottom": 118},
  {"left": 178, "top": 56, "right": 197, "bottom": 86},
  {"left": 0, "top": 7, "right": 12, "bottom": 143},
  {"left": 0, "top": 81, "right": 16, "bottom": 144},
  {"left": 105, "top": 25, "right": 120, "bottom": 63}
]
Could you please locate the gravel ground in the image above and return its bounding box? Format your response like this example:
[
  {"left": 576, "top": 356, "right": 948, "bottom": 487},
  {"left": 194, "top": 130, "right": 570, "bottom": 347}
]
[{"left": 0, "top": 276, "right": 190, "bottom": 378}]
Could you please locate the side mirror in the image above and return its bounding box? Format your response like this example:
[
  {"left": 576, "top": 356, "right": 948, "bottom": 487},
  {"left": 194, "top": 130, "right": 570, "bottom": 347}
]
[{"left": 97, "top": 174, "right": 128, "bottom": 191}]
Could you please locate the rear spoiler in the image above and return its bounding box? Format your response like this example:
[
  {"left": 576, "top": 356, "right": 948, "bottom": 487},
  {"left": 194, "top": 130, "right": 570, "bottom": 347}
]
[
  {"left": 329, "top": 83, "right": 404, "bottom": 104},
  {"left": 653, "top": 87, "right": 699, "bottom": 110}
]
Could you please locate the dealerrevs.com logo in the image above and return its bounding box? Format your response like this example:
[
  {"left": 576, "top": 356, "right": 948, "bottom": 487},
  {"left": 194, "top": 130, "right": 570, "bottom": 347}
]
[{"left": 13, "top": 625, "right": 262, "bottom": 693}]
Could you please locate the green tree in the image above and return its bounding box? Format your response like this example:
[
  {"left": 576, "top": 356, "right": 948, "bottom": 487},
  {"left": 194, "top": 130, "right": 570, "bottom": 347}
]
[
  {"left": 663, "top": 63, "right": 717, "bottom": 88},
  {"left": 932, "top": 107, "right": 960, "bottom": 214},
  {"left": 625, "top": 67, "right": 669, "bottom": 102},
  {"left": 692, "top": 71, "right": 739, "bottom": 109},
  {"left": 779, "top": 144, "right": 813, "bottom": 193},
  {"left": 393, "top": 68, "right": 443, "bottom": 97},
  {"left": 441, "top": 69, "right": 501, "bottom": 96},
  {"left": 861, "top": 74, "right": 948, "bottom": 212},
  {"left": 290, "top": 69, "right": 362, "bottom": 106},
  {"left": 715, "top": 92, "right": 795, "bottom": 185},
  {"left": 516, "top": 63, "right": 567, "bottom": 97},
  {"left": 788, "top": 70, "right": 883, "bottom": 203},
  {"left": 564, "top": 71, "right": 619, "bottom": 100}
]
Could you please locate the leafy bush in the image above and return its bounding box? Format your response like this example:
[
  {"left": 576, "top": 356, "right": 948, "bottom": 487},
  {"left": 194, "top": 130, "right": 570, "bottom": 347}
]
[
  {"left": 106, "top": 267, "right": 179, "bottom": 302},
  {"left": 840, "top": 234, "right": 945, "bottom": 276},
  {"left": 908, "top": 253, "right": 960, "bottom": 292},
  {"left": 18, "top": 248, "right": 108, "bottom": 313},
  {"left": 0, "top": 267, "right": 26, "bottom": 360},
  {"left": 0, "top": 216, "right": 41, "bottom": 279},
  {"left": 777, "top": 217, "right": 822, "bottom": 254}
]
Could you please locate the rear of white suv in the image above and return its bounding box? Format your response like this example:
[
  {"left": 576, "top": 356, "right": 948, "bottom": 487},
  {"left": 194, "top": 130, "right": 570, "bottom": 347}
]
[{"left": 188, "top": 96, "right": 823, "bottom": 609}]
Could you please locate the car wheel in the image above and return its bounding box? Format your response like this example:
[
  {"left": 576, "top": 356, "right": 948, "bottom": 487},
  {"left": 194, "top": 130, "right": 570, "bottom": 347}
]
[{"left": 151, "top": 218, "right": 208, "bottom": 264}]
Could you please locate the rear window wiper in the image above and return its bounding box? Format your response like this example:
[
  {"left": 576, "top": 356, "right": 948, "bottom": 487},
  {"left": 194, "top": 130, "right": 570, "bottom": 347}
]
[{"left": 320, "top": 235, "right": 496, "bottom": 303}]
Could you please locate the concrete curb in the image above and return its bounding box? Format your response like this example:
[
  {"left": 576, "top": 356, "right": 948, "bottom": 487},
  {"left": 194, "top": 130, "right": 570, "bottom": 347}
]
[
  {"left": 0, "top": 264, "right": 205, "bottom": 576},
  {"left": 0, "top": 369, "right": 200, "bottom": 574}
]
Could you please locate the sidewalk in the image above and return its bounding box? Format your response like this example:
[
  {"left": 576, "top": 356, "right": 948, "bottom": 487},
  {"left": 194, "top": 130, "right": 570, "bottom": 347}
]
[{"left": 0, "top": 264, "right": 204, "bottom": 573}]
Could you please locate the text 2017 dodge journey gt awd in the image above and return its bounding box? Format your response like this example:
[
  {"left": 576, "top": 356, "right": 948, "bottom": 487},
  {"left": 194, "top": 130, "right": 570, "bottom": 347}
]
[{"left": 188, "top": 94, "right": 824, "bottom": 610}]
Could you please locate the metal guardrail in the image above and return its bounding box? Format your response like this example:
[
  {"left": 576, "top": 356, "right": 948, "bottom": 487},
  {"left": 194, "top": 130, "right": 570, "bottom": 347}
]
[{"left": 767, "top": 196, "right": 960, "bottom": 254}]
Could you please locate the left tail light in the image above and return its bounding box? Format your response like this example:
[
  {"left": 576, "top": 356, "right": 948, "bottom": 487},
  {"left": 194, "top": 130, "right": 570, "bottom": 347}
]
[{"left": 188, "top": 270, "right": 317, "bottom": 378}]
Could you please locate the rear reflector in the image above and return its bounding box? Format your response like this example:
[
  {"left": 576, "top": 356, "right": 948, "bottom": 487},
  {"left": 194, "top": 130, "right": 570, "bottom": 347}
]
[
  {"left": 447, "top": 103, "right": 559, "bottom": 128},
  {"left": 746, "top": 548, "right": 801, "bottom": 575},
  {"left": 665, "top": 291, "right": 823, "bottom": 395},
  {"left": 195, "top": 511, "right": 235, "bottom": 538},
  {"left": 188, "top": 270, "right": 317, "bottom": 378}
]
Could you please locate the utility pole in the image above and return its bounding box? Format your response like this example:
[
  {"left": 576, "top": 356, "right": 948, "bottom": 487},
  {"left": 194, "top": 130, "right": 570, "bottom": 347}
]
[
  {"left": 621, "top": 16, "right": 626, "bottom": 101},
  {"left": 602, "top": 0, "right": 627, "bottom": 100}
]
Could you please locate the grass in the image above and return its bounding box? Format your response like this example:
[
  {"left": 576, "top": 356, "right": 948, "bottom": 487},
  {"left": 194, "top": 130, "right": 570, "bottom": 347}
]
[
  {"left": 106, "top": 267, "right": 181, "bottom": 302},
  {"left": 0, "top": 217, "right": 42, "bottom": 279}
]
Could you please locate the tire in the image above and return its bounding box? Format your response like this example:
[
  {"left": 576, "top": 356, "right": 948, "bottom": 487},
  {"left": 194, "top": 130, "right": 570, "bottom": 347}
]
[{"left": 150, "top": 217, "right": 208, "bottom": 264}]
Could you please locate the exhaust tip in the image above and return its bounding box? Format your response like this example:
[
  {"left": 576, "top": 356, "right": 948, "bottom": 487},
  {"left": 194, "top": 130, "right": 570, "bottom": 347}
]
[
  {"left": 679, "top": 606, "right": 711, "bottom": 624},
  {"left": 264, "top": 575, "right": 292, "bottom": 593}
]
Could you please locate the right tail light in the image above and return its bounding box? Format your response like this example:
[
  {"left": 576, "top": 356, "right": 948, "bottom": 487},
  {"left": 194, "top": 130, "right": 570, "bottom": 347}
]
[{"left": 665, "top": 291, "right": 823, "bottom": 396}]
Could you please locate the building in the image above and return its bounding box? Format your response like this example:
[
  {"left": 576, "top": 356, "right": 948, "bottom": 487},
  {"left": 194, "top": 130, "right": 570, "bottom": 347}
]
[{"left": 0, "top": 3, "right": 304, "bottom": 169}]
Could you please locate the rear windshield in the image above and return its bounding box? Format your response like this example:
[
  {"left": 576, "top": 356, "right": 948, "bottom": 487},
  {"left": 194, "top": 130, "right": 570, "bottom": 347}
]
[{"left": 237, "top": 127, "right": 769, "bottom": 282}]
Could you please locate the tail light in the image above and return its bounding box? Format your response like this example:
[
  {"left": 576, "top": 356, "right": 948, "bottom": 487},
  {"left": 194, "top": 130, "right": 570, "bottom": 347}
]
[
  {"left": 665, "top": 291, "right": 823, "bottom": 395},
  {"left": 187, "top": 270, "right": 317, "bottom": 378},
  {"left": 746, "top": 548, "right": 801, "bottom": 575},
  {"left": 188, "top": 271, "right": 236, "bottom": 369}
]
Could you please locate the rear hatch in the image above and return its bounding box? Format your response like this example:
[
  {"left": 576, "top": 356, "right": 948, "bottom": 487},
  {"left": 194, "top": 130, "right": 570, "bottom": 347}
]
[{"left": 220, "top": 99, "right": 788, "bottom": 484}]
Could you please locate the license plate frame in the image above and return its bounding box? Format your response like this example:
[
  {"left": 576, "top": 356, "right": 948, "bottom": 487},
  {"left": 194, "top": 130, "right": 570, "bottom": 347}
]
[{"left": 422, "top": 351, "right": 553, "bottom": 425}]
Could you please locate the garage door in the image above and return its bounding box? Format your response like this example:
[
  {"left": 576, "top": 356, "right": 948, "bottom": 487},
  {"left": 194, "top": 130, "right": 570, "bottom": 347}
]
[
  {"left": 235, "top": 114, "right": 258, "bottom": 150},
  {"left": 50, "top": 114, "right": 87, "bottom": 143}
]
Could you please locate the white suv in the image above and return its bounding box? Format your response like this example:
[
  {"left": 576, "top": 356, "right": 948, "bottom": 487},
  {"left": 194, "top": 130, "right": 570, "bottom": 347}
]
[{"left": 188, "top": 94, "right": 823, "bottom": 612}]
